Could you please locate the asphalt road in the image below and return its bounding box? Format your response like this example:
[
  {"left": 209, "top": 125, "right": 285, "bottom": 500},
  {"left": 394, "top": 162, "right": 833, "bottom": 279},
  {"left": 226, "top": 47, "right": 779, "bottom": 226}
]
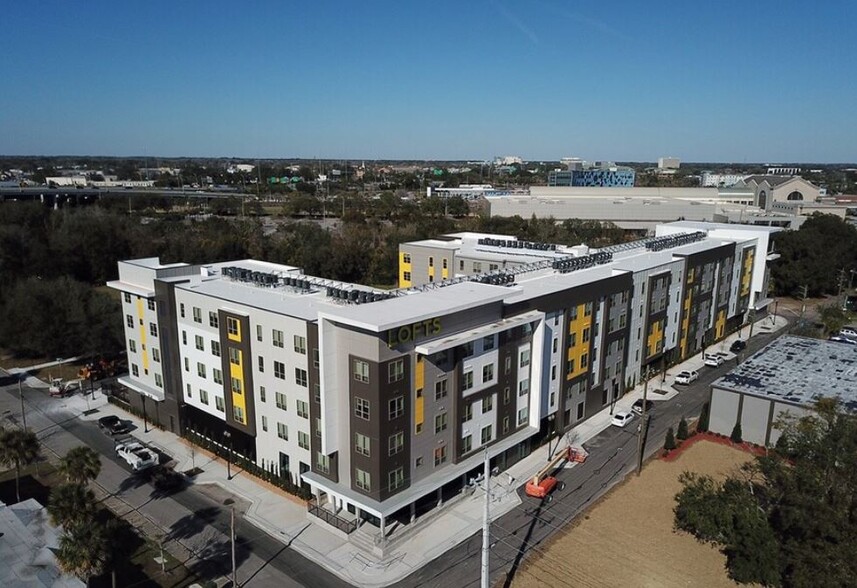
[
  {"left": 0, "top": 371, "right": 351, "bottom": 588},
  {"left": 394, "top": 323, "right": 789, "bottom": 588}
]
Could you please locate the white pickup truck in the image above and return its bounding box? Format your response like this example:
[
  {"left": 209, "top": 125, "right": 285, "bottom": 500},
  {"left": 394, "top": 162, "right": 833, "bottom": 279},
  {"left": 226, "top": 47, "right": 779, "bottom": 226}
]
[{"left": 116, "top": 441, "right": 158, "bottom": 472}]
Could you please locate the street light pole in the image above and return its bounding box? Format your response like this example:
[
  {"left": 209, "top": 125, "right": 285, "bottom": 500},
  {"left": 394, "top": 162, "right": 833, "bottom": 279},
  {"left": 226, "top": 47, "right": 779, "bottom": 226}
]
[
  {"left": 636, "top": 366, "right": 650, "bottom": 477},
  {"left": 480, "top": 447, "right": 490, "bottom": 588},
  {"left": 224, "top": 430, "right": 232, "bottom": 480},
  {"left": 18, "top": 378, "right": 27, "bottom": 430}
]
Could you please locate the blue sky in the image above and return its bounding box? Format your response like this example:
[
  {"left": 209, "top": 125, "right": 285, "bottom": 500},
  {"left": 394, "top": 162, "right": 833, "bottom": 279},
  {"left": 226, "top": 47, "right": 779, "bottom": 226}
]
[{"left": 2, "top": 0, "right": 856, "bottom": 162}]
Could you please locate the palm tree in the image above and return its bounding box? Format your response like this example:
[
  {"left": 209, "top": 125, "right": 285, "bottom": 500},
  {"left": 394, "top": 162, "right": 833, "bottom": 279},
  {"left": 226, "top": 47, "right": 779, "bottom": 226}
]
[
  {"left": 56, "top": 519, "right": 109, "bottom": 586},
  {"left": 58, "top": 446, "right": 102, "bottom": 485},
  {"left": 0, "top": 427, "right": 41, "bottom": 502},
  {"left": 48, "top": 483, "right": 97, "bottom": 529}
]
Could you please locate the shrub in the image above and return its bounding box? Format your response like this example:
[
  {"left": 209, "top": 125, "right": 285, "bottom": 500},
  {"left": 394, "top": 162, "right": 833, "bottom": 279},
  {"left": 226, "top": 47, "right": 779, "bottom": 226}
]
[
  {"left": 731, "top": 422, "right": 743, "bottom": 444},
  {"left": 665, "top": 427, "right": 677, "bottom": 452},
  {"left": 677, "top": 417, "right": 689, "bottom": 440},
  {"left": 698, "top": 402, "right": 710, "bottom": 433}
]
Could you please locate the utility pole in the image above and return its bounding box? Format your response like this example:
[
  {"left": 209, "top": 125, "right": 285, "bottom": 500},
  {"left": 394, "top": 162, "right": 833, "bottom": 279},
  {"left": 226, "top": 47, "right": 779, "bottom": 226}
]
[
  {"left": 799, "top": 284, "right": 808, "bottom": 324},
  {"left": 481, "top": 447, "right": 490, "bottom": 588},
  {"left": 18, "top": 378, "right": 27, "bottom": 430},
  {"left": 636, "top": 366, "right": 650, "bottom": 476},
  {"left": 231, "top": 506, "right": 237, "bottom": 587}
]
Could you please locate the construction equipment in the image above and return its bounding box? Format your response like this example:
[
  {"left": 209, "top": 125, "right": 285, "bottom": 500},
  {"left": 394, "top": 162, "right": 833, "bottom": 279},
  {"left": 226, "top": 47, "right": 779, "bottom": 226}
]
[
  {"left": 48, "top": 378, "right": 81, "bottom": 398},
  {"left": 525, "top": 445, "right": 588, "bottom": 500}
]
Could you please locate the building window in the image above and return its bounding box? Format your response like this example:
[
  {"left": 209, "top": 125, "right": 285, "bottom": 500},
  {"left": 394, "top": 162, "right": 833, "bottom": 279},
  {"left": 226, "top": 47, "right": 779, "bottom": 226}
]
[
  {"left": 199, "top": 389, "right": 209, "bottom": 405},
  {"left": 459, "top": 260, "right": 465, "bottom": 271},
  {"left": 403, "top": 271, "right": 411, "bottom": 282},
  {"left": 584, "top": 302, "right": 593, "bottom": 316},
  {"left": 211, "top": 340, "right": 221, "bottom": 357},
  {"left": 355, "top": 433, "right": 371, "bottom": 457},
  {"left": 428, "top": 256, "right": 434, "bottom": 268},
  {"left": 313, "top": 348, "right": 320, "bottom": 369},
  {"left": 473, "top": 262, "right": 482, "bottom": 273},
  {"left": 503, "top": 416, "right": 510, "bottom": 433},
  {"left": 581, "top": 353, "right": 589, "bottom": 368},
  {"left": 295, "top": 368, "right": 308, "bottom": 387},
  {"left": 126, "top": 314, "right": 134, "bottom": 328},
  {"left": 313, "top": 383, "right": 320, "bottom": 403},
  {"left": 298, "top": 431, "right": 310, "bottom": 450},
  {"left": 403, "top": 253, "right": 411, "bottom": 263},
  {"left": 184, "top": 357, "right": 189, "bottom": 372},
  {"left": 148, "top": 299, "right": 155, "bottom": 311},
  {"left": 481, "top": 425, "right": 493, "bottom": 445},
  {"left": 269, "top": 329, "right": 282, "bottom": 348},
  {"left": 274, "top": 361, "right": 285, "bottom": 380},
  {"left": 463, "top": 402, "right": 473, "bottom": 422},
  {"left": 209, "top": 312, "right": 219, "bottom": 328},
  {"left": 182, "top": 331, "right": 187, "bottom": 345},
  {"left": 179, "top": 303, "right": 185, "bottom": 318},
  {"left": 462, "top": 371, "right": 474, "bottom": 391},
  {"left": 517, "top": 407, "right": 529, "bottom": 426},
  {"left": 197, "top": 363, "right": 206, "bottom": 378},
  {"left": 388, "top": 432, "right": 404, "bottom": 456},
  {"left": 551, "top": 365, "right": 557, "bottom": 381},
  {"left": 227, "top": 317, "right": 239, "bottom": 337},
  {"left": 355, "top": 469, "right": 371, "bottom": 491},
  {"left": 278, "top": 422, "right": 290, "bottom": 440},
  {"left": 275, "top": 392, "right": 287, "bottom": 411},
  {"left": 482, "top": 335, "right": 495, "bottom": 351},
  {"left": 435, "top": 412, "right": 448, "bottom": 433},
  {"left": 353, "top": 359, "right": 369, "bottom": 383},
  {"left": 261, "top": 416, "right": 268, "bottom": 432},
  {"left": 296, "top": 400, "right": 309, "bottom": 419},
  {"left": 129, "top": 339, "right": 137, "bottom": 353},
  {"left": 230, "top": 378, "right": 243, "bottom": 395},
  {"left": 355, "top": 397, "right": 370, "bottom": 420},
  {"left": 505, "top": 356, "right": 512, "bottom": 373},
  {"left": 435, "top": 379, "right": 448, "bottom": 400},
  {"left": 215, "top": 396, "right": 224, "bottom": 412},
  {"left": 416, "top": 456, "right": 424, "bottom": 468},
  {"left": 388, "top": 359, "right": 404, "bottom": 383},
  {"left": 316, "top": 453, "right": 330, "bottom": 473},
  {"left": 434, "top": 445, "right": 447, "bottom": 467},
  {"left": 520, "top": 349, "right": 530, "bottom": 368},
  {"left": 256, "top": 324, "right": 262, "bottom": 342},
  {"left": 504, "top": 387, "right": 511, "bottom": 404},
  {"left": 124, "top": 293, "right": 131, "bottom": 304},
  {"left": 213, "top": 368, "right": 223, "bottom": 385},
  {"left": 388, "top": 467, "right": 404, "bottom": 491},
  {"left": 258, "top": 356, "right": 264, "bottom": 373},
  {"left": 259, "top": 386, "right": 266, "bottom": 402},
  {"left": 519, "top": 379, "right": 530, "bottom": 396},
  {"left": 582, "top": 327, "right": 590, "bottom": 343},
  {"left": 294, "top": 335, "right": 306, "bottom": 354},
  {"left": 442, "top": 258, "right": 448, "bottom": 269},
  {"left": 193, "top": 307, "right": 202, "bottom": 323},
  {"left": 149, "top": 323, "right": 158, "bottom": 337},
  {"left": 229, "top": 347, "right": 240, "bottom": 366},
  {"left": 195, "top": 335, "right": 204, "bottom": 351},
  {"left": 389, "top": 396, "right": 404, "bottom": 420},
  {"left": 553, "top": 338, "right": 558, "bottom": 353},
  {"left": 483, "top": 395, "right": 493, "bottom": 412},
  {"left": 462, "top": 341, "right": 474, "bottom": 358},
  {"left": 577, "top": 401, "right": 585, "bottom": 420},
  {"left": 462, "top": 434, "right": 472, "bottom": 454},
  {"left": 233, "top": 405, "right": 245, "bottom": 423},
  {"left": 482, "top": 364, "right": 494, "bottom": 384},
  {"left": 186, "top": 384, "right": 191, "bottom": 397},
  {"left": 154, "top": 373, "right": 163, "bottom": 388},
  {"left": 151, "top": 348, "right": 160, "bottom": 362}
]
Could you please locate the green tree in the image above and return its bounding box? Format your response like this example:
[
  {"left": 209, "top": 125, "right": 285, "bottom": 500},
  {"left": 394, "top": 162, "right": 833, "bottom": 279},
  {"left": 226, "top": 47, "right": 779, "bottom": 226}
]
[
  {"left": 0, "top": 428, "right": 41, "bottom": 503},
  {"left": 677, "top": 417, "right": 689, "bottom": 440},
  {"left": 675, "top": 399, "right": 857, "bottom": 586},
  {"left": 56, "top": 518, "right": 109, "bottom": 585},
  {"left": 730, "top": 422, "right": 743, "bottom": 443},
  {"left": 664, "top": 427, "right": 676, "bottom": 452},
  {"left": 48, "top": 483, "right": 97, "bottom": 529},
  {"left": 58, "top": 446, "right": 102, "bottom": 485},
  {"left": 818, "top": 302, "right": 849, "bottom": 335},
  {"left": 698, "top": 402, "right": 710, "bottom": 433}
]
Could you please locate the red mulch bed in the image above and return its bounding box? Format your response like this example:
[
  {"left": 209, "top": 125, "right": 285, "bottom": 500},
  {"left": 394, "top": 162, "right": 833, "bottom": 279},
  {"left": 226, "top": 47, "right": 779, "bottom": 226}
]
[{"left": 661, "top": 431, "right": 768, "bottom": 462}]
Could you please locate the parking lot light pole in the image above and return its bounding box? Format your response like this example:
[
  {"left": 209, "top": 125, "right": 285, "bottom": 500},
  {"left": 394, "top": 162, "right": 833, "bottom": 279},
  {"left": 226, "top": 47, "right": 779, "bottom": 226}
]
[{"left": 224, "top": 430, "right": 232, "bottom": 480}]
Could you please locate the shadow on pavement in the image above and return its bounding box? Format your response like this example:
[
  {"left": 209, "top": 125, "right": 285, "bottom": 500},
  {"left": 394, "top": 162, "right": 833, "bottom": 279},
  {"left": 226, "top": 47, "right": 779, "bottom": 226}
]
[{"left": 167, "top": 506, "right": 221, "bottom": 542}]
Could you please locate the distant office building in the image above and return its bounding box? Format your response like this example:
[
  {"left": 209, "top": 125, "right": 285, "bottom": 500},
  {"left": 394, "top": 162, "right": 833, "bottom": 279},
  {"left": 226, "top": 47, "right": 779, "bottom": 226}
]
[
  {"left": 736, "top": 176, "right": 821, "bottom": 210},
  {"left": 767, "top": 167, "right": 801, "bottom": 175},
  {"left": 427, "top": 184, "right": 498, "bottom": 200},
  {"left": 701, "top": 172, "right": 747, "bottom": 187},
  {"left": 658, "top": 157, "right": 681, "bottom": 170},
  {"left": 494, "top": 156, "right": 523, "bottom": 166},
  {"left": 227, "top": 164, "right": 255, "bottom": 174},
  {"left": 548, "top": 161, "right": 635, "bottom": 188}
]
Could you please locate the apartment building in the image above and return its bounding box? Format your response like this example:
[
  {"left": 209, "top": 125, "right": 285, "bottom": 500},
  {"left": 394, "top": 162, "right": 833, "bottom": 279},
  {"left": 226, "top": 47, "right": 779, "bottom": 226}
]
[{"left": 108, "top": 222, "right": 778, "bottom": 538}]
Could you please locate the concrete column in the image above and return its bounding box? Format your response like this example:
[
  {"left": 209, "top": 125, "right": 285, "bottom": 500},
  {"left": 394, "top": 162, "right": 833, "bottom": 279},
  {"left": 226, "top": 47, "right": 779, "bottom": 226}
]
[
  {"left": 436, "top": 487, "right": 443, "bottom": 508},
  {"left": 380, "top": 515, "right": 386, "bottom": 538},
  {"left": 410, "top": 502, "right": 416, "bottom": 524}
]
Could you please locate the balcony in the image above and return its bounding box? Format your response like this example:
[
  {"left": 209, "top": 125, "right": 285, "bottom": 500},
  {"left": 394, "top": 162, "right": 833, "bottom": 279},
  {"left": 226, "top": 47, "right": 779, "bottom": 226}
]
[{"left": 307, "top": 499, "right": 358, "bottom": 535}]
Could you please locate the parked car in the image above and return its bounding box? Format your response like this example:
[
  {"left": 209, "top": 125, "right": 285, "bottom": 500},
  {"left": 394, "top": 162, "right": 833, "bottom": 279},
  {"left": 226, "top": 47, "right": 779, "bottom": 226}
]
[
  {"left": 839, "top": 327, "right": 857, "bottom": 339},
  {"left": 98, "top": 415, "right": 129, "bottom": 435},
  {"left": 116, "top": 441, "right": 158, "bottom": 472},
  {"left": 611, "top": 411, "right": 635, "bottom": 427},
  {"left": 730, "top": 339, "right": 747, "bottom": 353},
  {"left": 631, "top": 399, "right": 654, "bottom": 415},
  {"left": 829, "top": 336, "right": 857, "bottom": 346},
  {"left": 703, "top": 353, "right": 725, "bottom": 367},
  {"left": 675, "top": 370, "right": 699, "bottom": 385}
]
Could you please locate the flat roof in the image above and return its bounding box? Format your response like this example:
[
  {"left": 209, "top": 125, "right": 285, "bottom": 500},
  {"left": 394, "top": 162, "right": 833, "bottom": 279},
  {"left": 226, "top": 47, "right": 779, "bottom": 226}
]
[
  {"left": 712, "top": 336, "right": 857, "bottom": 411},
  {"left": 663, "top": 220, "right": 782, "bottom": 234}
]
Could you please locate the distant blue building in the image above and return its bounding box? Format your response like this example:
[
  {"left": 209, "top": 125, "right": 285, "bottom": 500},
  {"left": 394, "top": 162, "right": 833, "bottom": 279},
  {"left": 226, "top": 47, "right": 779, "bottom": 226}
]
[{"left": 548, "top": 168, "right": 636, "bottom": 187}]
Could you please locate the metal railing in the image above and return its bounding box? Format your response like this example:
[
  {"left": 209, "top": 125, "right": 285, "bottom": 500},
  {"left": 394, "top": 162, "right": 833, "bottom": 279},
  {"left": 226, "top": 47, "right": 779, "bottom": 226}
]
[{"left": 308, "top": 500, "right": 358, "bottom": 534}]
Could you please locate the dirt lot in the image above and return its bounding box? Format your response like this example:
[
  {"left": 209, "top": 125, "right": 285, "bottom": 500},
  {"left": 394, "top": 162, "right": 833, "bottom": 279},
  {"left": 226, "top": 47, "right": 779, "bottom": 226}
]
[{"left": 513, "top": 440, "right": 752, "bottom": 588}]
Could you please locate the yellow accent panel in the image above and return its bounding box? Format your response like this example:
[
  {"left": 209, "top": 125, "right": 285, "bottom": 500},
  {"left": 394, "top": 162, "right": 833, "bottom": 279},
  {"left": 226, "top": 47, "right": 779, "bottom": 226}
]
[
  {"left": 229, "top": 348, "right": 246, "bottom": 424},
  {"left": 442, "top": 267, "right": 449, "bottom": 280},
  {"left": 399, "top": 252, "right": 413, "bottom": 287},
  {"left": 646, "top": 319, "right": 664, "bottom": 358},
  {"left": 679, "top": 288, "right": 692, "bottom": 359},
  {"left": 566, "top": 303, "right": 591, "bottom": 380},
  {"left": 136, "top": 298, "right": 149, "bottom": 371},
  {"left": 414, "top": 356, "right": 425, "bottom": 431},
  {"left": 715, "top": 309, "right": 727, "bottom": 340},
  {"left": 227, "top": 317, "right": 241, "bottom": 343},
  {"left": 415, "top": 356, "right": 424, "bottom": 390},
  {"left": 740, "top": 249, "right": 754, "bottom": 297},
  {"left": 428, "top": 266, "right": 435, "bottom": 279},
  {"left": 229, "top": 350, "right": 243, "bottom": 378}
]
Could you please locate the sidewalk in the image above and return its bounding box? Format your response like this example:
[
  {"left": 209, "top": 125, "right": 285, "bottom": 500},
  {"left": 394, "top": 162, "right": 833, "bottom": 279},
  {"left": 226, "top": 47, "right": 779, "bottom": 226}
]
[{"left": 58, "top": 313, "right": 789, "bottom": 587}]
